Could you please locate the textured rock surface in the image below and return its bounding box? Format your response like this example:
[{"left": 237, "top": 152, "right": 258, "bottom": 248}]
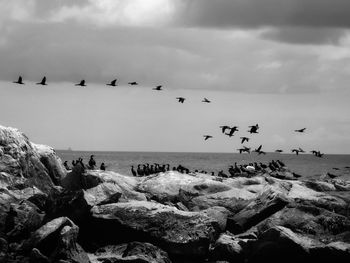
[
  {"left": 89, "top": 242, "right": 172, "bottom": 263},
  {"left": 90, "top": 201, "right": 221, "bottom": 257}
]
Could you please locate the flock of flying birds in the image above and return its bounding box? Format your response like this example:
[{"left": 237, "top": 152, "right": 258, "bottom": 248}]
[{"left": 12, "top": 75, "right": 324, "bottom": 157}]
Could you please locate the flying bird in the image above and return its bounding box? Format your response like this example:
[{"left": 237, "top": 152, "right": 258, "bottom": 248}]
[
  {"left": 275, "top": 149, "right": 283, "bottom": 153},
  {"left": 153, "top": 85, "right": 162, "bottom": 91},
  {"left": 176, "top": 97, "right": 185, "bottom": 103},
  {"left": 225, "top": 126, "right": 239, "bottom": 137},
  {"left": 107, "top": 79, "right": 117, "bottom": 86},
  {"left": 295, "top": 128, "right": 306, "bottom": 133},
  {"left": 13, "top": 76, "right": 24, "bottom": 85},
  {"left": 202, "top": 98, "right": 211, "bottom": 103},
  {"left": 36, "top": 76, "right": 47, "bottom": 85},
  {"left": 292, "top": 149, "right": 301, "bottom": 155},
  {"left": 128, "top": 82, "right": 138, "bottom": 85},
  {"left": 254, "top": 145, "right": 263, "bottom": 152},
  {"left": 237, "top": 146, "right": 251, "bottom": 154},
  {"left": 240, "top": 137, "right": 250, "bottom": 144},
  {"left": 219, "top": 125, "right": 230, "bottom": 134},
  {"left": 203, "top": 135, "right": 213, "bottom": 141},
  {"left": 248, "top": 124, "right": 259, "bottom": 134},
  {"left": 75, "top": 80, "right": 86, "bottom": 87}
]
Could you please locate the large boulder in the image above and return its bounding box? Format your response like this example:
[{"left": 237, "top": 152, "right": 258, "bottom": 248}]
[
  {"left": 89, "top": 242, "right": 172, "bottom": 263},
  {"left": 22, "top": 217, "right": 90, "bottom": 263},
  {"left": 90, "top": 201, "right": 222, "bottom": 257},
  {"left": 0, "top": 125, "right": 58, "bottom": 193}
]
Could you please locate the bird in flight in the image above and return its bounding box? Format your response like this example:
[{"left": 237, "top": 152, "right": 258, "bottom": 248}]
[
  {"left": 292, "top": 149, "right": 302, "bottom": 155},
  {"left": 219, "top": 125, "right": 231, "bottom": 134},
  {"left": 238, "top": 146, "right": 251, "bottom": 154},
  {"left": 176, "top": 97, "right": 185, "bottom": 103},
  {"left": 202, "top": 98, "right": 211, "bottom": 103},
  {"left": 36, "top": 76, "right": 47, "bottom": 86},
  {"left": 128, "top": 82, "right": 138, "bottom": 85},
  {"left": 240, "top": 137, "right": 250, "bottom": 144},
  {"left": 75, "top": 80, "right": 86, "bottom": 87},
  {"left": 203, "top": 135, "right": 213, "bottom": 140},
  {"left": 13, "top": 76, "right": 24, "bottom": 85},
  {"left": 107, "top": 79, "right": 117, "bottom": 86},
  {"left": 153, "top": 85, "right": 162, "bottom": 91},
  {"left": 226, "top": 127, "right": 238, "bottom": 137},
  {"left": 295, "top": 128, "right": 306, "bottom": 133},
  {"left": 248, "top": 124, "right": 259, "bottom": 134},
  {"left": 275, "top": 149, "right": 283, "bottom": 153}
]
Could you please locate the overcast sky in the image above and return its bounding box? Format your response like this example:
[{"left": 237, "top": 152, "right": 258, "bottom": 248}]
[{"left": 0, "top": 0, "right": 349, "bottom": 154}]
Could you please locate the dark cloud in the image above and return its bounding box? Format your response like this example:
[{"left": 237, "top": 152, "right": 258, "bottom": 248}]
[
  {"left": 179, "top": 0, "right": 350, "bottom": 29},
  {"left": 177, "top": 0, "right": 350, "bottom": 44},
  {"left": 261, "top": 27, "right": 346, "bottom": 45}
]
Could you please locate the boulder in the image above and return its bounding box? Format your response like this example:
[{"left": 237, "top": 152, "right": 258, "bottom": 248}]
[
  {"left": 90, "top": 201, "right": 221, "bottom": 257},
  {"left": 0, "top": 125, "right": 56, "bottom": 194},
  {"left": 22, "top": 217, "right": 89, "bottom": 263},
  {"left": 32, "top": 143, "right": 67, "bottom": 185},
  {"left": 227, "top": 189, "right": 289, "bottom": 234},
  {"left": 89, "top": 242, "right": 172, "bottom": 263}
]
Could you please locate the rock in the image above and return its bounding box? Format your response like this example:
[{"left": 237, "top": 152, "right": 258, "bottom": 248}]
[
  {"left": 30, "top": 248, "right": 49, "bottom": 263},
  {"left": 209, "top": 233, "right": 252, "bottom": 263},
  {"left": 0, "top": 237, "right": 8, "bottom": 262},
  {"left": 256, "top": 204, "right": 350, "bottom": 243},
  {"left": 90, "top": 201, "right": 221, "bottom": 257},
  {"left": 89, "top": 242, "right": 171, "bottom": 263},
  {"left": 32, "top": 143, "right": 67, "bottom": 185},
  {"left": 304, "top": 180, "right": 336, "bottom": 192},
  {"left": 227, "top": 189, "right": 289, "bottom": 234},
  {"left": 0, "top": 125, "right": 59, "bottom": 194},
  {"left": 22, "top": 217, "right": 89, "bottom": 263}
]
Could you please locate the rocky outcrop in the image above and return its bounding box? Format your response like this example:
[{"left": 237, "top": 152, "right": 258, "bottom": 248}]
[
  {"left": 89, "top": 242, "right": 172, "bottom": 263},
  {"left": 90, "top": 201, "right": 221, "bottom": 257}
]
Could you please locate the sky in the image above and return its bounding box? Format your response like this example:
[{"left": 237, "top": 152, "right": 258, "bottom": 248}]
[{"left": 0, "top": 0, "right": 350, "bottom": 154}]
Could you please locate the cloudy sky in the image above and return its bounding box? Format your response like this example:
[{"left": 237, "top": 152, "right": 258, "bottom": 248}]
[{"left": 0, "top": 0, "right": 349, "bottom": 154}]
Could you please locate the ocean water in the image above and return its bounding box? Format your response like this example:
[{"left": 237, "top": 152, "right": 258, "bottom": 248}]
[{"left": 56, "top": 150, "right": 350, "bottom": 180}]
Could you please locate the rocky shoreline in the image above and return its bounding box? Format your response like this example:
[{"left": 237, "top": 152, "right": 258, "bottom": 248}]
[{"left": 0, "top": 125, "right": 349, "bottom": 262}]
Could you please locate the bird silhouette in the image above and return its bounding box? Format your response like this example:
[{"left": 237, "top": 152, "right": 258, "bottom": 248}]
[
  {"left": 275, "top": 149, "right": 283, "bottom": 153},
  {"left": 298, "top": 147, "right": 305, "bottom": 153},
  {"left": 292, "top": 149, "right": 301, "bottom": 155},
  {"left": 220, "top": 125, "right": 230, "bottom": 134},
  {"left": 131, "top": 165, "right": 137, "bottom": 176},
  {"left": 238, "top": 146, "right": 250, "bottom": 154},
  {"left": 128, "top": 82, "right": 138, "bottom": 85},
  {"left": 75, "top": 80, "right": 86, "bottom": 87},
  {"left": 254, "top": 145, "right": 263, "bottom": 152},
  {"left": 248, "top": 124, "right": 259, "bottom": 134},
  {"left": 13, "top": 76, "right": 24, "bottom": 85},
  {"left": 240, "top": 137, "right": 250, "bottom": 144},
  {"left": 36, "top": 76, "right": 47, "bottom": 85},
  {"left": 226, "top": 126, "right": 239, "bottom": 137},
  {"left": 327, "top": 172, "right": 338, "bottom": 179},
  {"left": 203, "top": 135, "right": 213, "bottom": 140},
  {"left": 107, "top": 79, "right": 117, "bottom": 86},
  {"left": 153, "top": 85, "right": 162, "bottom": 91},
  {"left": 176, "top": 97, "right": 185, "bottom": 103},
  {"left": 202, "top": 98, "right": 211, "bottom": 103},
  {"left": 295, "top": 128, "right": 306, "bottom": 133}
]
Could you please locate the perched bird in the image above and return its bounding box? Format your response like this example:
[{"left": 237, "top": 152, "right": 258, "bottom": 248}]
[
  {"left": 240, "top": 137, "right": 250, "bottom": 144},
  {"left": 128, "top": 82, "right": 138, "bottom": 85},
  {"left": 220, "top": 125, "right": 230, "bottom": 134},
  {"left": 295, "top": 128, "right": 306, "bottom": 133},
  {"left": 203, "top": 135, "right": 213, "bottom": 141},
  {"left": 75, "top": 80, "right": 86, "bottom": 87},
  {"left": 202, "top": 98, "right": 211, "bottom": 103},
  {"left": 36, "top": 76, "right": 47, "bottom": 85},
  {"left": 327, "top": 172, "right": 338, "bottom": 179},
  {"left": 275, "top": 149, "right": 283, "bottom": 153},
  {"left": 107, "top": 79, "right": 117, "bottom": 86},
  {"left": 13, "top": 76, "right": 24, "bottom": 85},
  {"left": 176, "top": 97, "right": 185, "bottom": 103},
  {"left": 131, "top": 165, "right": 137, "bottom": 176},
  {"left": 292, "top": 149, "right": 301, "bottom": 155},
  {"left": 153, "top": 85, "right": 162, "bottom": 91}
]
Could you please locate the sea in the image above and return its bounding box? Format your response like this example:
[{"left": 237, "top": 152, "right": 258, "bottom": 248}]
[{"left": 56, "top": 150, "right": 350, "bottom": 180}]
